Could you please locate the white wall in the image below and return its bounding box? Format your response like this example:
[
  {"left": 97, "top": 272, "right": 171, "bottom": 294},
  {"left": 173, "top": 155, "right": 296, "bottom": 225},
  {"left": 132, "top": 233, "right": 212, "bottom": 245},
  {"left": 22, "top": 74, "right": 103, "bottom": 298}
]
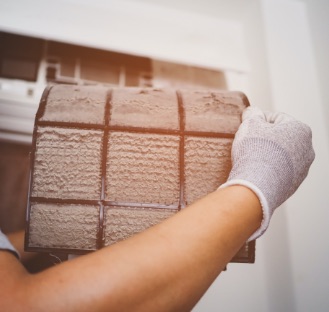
[
  {"left": 261, "top": 1, "right": 329, "bottom": 311},
  {"left": 301, "top": 0, "right": 329, "bottom": 139}
]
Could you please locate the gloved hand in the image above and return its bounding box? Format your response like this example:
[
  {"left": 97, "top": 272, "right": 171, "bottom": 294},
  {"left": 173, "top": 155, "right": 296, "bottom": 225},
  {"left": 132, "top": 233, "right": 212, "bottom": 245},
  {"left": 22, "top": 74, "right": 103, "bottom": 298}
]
[{"left": 220, "top": 106, "right": 315, "bottom": 241}]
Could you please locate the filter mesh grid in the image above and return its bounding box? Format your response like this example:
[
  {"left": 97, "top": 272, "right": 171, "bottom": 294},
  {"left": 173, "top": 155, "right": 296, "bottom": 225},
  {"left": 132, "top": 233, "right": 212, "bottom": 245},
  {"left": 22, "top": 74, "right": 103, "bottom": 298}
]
[{"left": 26, "top": 85, "right": 253, "bottom": 262}]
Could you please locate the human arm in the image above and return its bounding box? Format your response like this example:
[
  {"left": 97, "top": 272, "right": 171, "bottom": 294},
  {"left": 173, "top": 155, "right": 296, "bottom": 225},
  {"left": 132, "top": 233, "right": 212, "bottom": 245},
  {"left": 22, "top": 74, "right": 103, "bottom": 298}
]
[
  {"left": 0, "top": 185, "right": 261, "bottom": 312},
  {"left": 0, "top": 106, "right": 314, "bottom": 312}
]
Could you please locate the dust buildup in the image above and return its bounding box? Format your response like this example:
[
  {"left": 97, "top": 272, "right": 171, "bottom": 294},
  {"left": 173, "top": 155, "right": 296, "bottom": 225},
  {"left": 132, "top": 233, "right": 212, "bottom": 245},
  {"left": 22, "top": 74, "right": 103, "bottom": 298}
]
[
  {"left": 28, "top": 86, "right": 248, "bottom": 253},
  {"left": 29, "top": 203, "right": 99, "bottom": 250},
  {"left": 182, "top": 90, "right": 245, "bottom": 133},
  {"left": 104, "top": 207, "right": 176, "bottom": 245},
  {"left": 111, "top": 88, "right": 179, "bottom": 130},
  {"left": 184, "top": 137, "right": 232, "bottom": 204},
  {"left": 32, "top": 127, "right": 103, "bottom": 200},
  {"left": 40, "top": 85, "right": 108, "bottom": 124},
  {"left": 106, "top": 132, "right": 180, "bottom": 205}
]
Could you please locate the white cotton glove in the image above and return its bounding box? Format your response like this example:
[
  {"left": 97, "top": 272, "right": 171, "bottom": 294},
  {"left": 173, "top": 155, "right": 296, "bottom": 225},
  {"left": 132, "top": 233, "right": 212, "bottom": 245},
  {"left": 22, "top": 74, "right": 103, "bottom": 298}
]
[{"left": 220, "top": 107, "right": 315, "bottom": 241}]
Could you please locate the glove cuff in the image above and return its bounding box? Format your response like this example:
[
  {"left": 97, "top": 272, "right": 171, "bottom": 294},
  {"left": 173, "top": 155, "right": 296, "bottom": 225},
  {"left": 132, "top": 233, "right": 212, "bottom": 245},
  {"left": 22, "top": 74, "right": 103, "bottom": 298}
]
[{"left": 219, "top": 179, "right": 272, "bottom": 241}]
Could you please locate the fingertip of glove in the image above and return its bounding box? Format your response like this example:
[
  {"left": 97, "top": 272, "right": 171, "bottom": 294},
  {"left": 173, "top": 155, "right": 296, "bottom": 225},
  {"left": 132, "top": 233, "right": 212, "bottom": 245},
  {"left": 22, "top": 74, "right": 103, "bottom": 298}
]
[
  {"left": 266, "top": 111, "right": 296, "bottom": 124},
  {"left": 242, "top": 106, "right": 265, "bottom": 121},
  {"left": 243, "top": 107, "right": 300, "bottom": 127}
]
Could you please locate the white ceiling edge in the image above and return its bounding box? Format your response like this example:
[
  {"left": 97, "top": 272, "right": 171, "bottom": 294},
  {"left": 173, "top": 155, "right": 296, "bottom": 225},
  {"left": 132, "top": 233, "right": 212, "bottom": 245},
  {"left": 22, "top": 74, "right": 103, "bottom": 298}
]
[{"left": 0, "top": 0, "right": 250, "bottom": 73}]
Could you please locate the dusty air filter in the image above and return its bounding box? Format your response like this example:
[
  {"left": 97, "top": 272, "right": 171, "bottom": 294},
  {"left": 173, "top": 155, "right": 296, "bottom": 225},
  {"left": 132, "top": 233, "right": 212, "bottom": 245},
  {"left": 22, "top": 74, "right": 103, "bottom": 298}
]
[{"left": 25, "top": 85, "right": 254, "bottom": 263}]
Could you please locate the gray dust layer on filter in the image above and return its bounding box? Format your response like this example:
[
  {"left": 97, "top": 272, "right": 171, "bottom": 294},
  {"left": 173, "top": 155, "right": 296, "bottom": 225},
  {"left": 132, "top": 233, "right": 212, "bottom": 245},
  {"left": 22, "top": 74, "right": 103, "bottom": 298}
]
[
  {"left": 28, "top": 86, "right": 245, "bottom": 251},
  {"left": 111, "top": 88, "right": 179, "bottom": 130},
  {"left": 31, "top": 127, "right": 103, "bottom": 200},
  {"left": 29, "top": 203, "right": 99, "bottom": 250},
  {"left": 40, "top": 84, "right": 108, "bottom": 124},
  {"left": 104, "top": 207, "right": 176, "bottom": 246},
  {"left": 106, "top": 131, "right": 180, "bottom": 205},
  {"left": 184, "top": 136, "right": 233, "bottom": 204},
  {"left": 182, "top": 90, "right": 245, "bottom": 133}
]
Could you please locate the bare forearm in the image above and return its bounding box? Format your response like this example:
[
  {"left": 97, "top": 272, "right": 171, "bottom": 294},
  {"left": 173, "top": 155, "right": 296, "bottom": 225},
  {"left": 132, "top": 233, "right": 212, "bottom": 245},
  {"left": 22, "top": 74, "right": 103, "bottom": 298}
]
[{"left": 19, "top": 186, "right": 261, "bottom": 312}]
